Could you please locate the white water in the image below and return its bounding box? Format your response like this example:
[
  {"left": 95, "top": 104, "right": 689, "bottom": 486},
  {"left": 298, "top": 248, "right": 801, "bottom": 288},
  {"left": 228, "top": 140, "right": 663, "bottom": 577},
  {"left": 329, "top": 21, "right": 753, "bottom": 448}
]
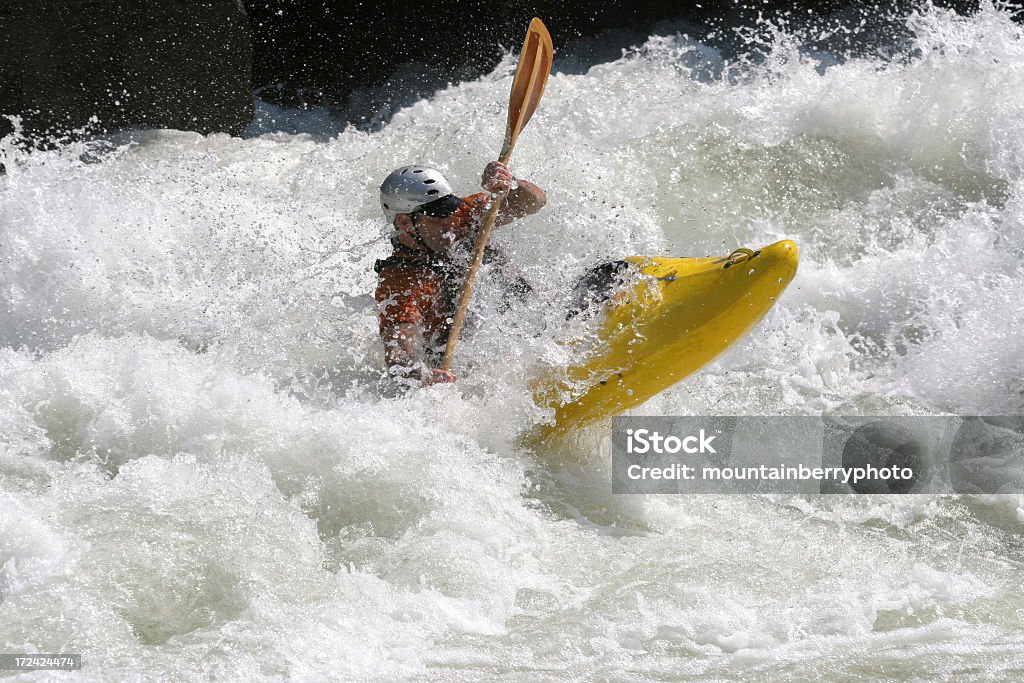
[{"left": 3, "top": 4, "right": 1024, "bottom": 680}]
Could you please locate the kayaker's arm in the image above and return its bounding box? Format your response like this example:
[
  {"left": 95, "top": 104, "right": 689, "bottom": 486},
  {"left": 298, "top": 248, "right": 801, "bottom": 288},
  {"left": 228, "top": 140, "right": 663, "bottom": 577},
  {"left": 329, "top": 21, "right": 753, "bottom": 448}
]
[{"left": 497, "top": 179, "right": 546, "bottom": 225}]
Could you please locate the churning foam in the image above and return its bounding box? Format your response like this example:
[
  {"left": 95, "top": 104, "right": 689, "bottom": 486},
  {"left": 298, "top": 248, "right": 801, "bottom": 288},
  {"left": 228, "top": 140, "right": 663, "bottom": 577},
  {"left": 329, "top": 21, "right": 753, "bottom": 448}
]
[{"left": 2, "top": 3, "right": 1024, "bottom": 679}]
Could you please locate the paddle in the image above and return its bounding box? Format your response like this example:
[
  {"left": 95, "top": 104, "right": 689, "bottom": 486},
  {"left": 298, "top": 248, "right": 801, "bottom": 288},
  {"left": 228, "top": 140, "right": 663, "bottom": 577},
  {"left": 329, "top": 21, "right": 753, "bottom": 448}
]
[{"left": 440, "top": 17, "right": 553, "bottom": 372}]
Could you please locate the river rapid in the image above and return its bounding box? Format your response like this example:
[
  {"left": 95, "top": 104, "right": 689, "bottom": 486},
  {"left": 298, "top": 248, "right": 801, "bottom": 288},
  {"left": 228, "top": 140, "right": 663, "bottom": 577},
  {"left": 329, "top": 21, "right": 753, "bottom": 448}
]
[{"left": 2, "top": 3, "right": 1024, "bottom": 680}]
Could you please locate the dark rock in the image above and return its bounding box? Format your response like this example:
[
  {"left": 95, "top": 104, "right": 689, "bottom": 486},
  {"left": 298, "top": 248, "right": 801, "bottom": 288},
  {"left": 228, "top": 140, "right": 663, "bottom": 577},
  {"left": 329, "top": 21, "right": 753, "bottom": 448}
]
[
  {"left": 842, "top": 421, "right": 923, "bottom": 493},
  {"left": 0, "top": 0, "right": 994, "bottom": 140},
  {"left": 0, "top": 0, "right": 252, "bottom": 139},
  {"left": 242, "top": 0, "right": 988, "bottom": 117}
]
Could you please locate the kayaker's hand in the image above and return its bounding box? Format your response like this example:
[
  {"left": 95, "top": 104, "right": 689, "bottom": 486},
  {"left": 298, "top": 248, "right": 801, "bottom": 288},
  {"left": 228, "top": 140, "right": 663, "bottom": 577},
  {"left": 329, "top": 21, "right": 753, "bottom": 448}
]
[
  {"left": 482, "top": 161, "right": 514, "bottom": 194},
  {"left": 387, "top": 359, "right": 456, "bottom": 387},
  {"left": 420, "top": 368, "right": 456, "bottom": 386}
]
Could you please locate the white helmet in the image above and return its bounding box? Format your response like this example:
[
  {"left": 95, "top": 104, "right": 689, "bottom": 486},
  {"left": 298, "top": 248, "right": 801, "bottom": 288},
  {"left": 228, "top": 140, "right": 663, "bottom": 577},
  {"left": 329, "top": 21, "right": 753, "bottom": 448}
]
[{"left": 379, "top": 166, "right": 454, "bottom": 223}]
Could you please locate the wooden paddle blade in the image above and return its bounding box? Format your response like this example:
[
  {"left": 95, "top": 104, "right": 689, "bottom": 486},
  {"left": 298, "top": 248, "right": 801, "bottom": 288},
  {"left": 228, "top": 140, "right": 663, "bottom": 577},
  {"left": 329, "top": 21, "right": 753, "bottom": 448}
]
[{"left": 500, "top": 17, "right": 553, "bottom": 162}]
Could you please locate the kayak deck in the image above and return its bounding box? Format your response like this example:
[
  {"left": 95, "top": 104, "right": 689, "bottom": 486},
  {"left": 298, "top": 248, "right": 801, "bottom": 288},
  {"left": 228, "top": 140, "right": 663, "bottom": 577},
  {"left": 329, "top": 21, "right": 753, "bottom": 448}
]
[{"left": 532, "top": 240, "right": 799, "bottom": 438}]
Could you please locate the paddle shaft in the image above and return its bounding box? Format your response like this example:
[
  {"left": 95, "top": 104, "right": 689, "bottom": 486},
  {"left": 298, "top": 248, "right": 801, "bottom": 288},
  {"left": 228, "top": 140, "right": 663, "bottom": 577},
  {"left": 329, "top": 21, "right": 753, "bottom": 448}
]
[
  {"left": 439, "top": 158, "right": 510, "bottom": 372},
  {"left": 440, "top": 19, "right": 551, "bottom": 372}
]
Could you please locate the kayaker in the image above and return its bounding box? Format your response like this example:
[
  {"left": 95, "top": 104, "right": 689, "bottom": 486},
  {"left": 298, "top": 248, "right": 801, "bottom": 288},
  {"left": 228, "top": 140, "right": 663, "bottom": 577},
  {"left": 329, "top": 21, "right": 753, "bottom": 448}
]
[{"left": 375, "top": 161, "right": 547, "bottom": 386}]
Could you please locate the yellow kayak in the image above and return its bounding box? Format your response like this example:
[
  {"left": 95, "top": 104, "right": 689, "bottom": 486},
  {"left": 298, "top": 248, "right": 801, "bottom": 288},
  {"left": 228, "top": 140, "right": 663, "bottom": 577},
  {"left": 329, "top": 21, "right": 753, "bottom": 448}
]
[{"left": 532, "top": 240, "right": 799, "bottom": 438}]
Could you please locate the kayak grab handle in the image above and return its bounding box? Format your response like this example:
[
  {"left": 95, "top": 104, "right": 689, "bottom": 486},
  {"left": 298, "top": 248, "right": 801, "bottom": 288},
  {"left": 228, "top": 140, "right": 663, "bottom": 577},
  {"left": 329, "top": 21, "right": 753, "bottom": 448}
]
[{"left": 723, "top": 248, "right": 760, "bottom": 269}]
